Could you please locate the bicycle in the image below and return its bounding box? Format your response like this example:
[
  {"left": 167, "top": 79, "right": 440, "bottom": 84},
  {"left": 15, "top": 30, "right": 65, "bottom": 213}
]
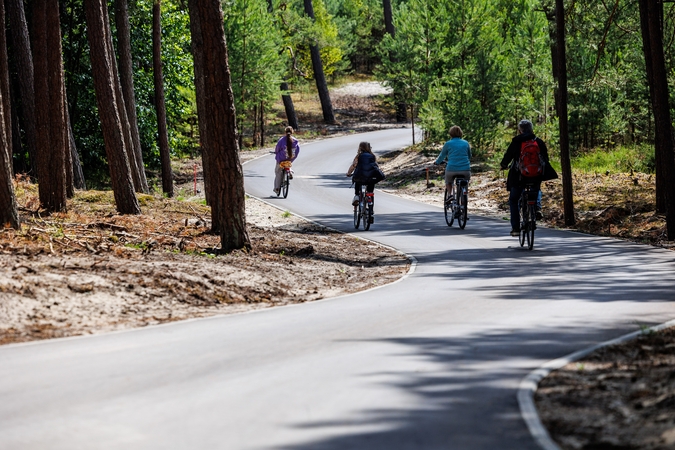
[
  {"left": 519, "top": 183, "right": 537, "bottom": 250},
  {"left": 353, "top": 185, "right": 374, "bottom": 231},
  {"left": 277, "top": 161, "right": 292, "bottom": 198},
  {"left": 444, "top": 176, "right": 468, "bottom": 229}
]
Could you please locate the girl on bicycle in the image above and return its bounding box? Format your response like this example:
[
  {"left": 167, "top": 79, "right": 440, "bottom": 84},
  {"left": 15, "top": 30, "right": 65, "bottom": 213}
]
[
  {"left": 346, "top": 142, "right": 384, "bottom": 206},
  {"left": 273, "top": 126, "right": 300, "bottom": 195},
  {"left": 434, "top": 125, "right": 472, "bottom": 198}
]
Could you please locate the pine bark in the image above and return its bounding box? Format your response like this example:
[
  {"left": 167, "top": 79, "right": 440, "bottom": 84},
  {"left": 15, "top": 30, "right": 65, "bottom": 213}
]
[
  {"left": 6, "top": 0, "right": 37, "bottom": 177},
  {"left": 554, "top": 0, "right": 574, "bottom": 226},
  {"left": 115, "top": 0, "right": 149, "bottom": 193},
  {"left": 85, "top": 0, "right": 140, "bottom": 215},
  {"left": 188, "top": 0, "right": 250, "bottom": 251},
  {"left": 280, "top": 82, "right": 298, "bottom": 130},
  {"left": 302, "top": 0, "right": 335, "bottom": 124},
  {"left": 382, "top": 0, "right": 406, "bottom": 122},
  {"left": 639, "top": 0, "right": 675, "bottom": 238},
  {"left": 33, "top": 0, "right": 68, "bottom": 212},
  {"left": 0, "top": 0, "right": 18, "bottom": 228},
  {"left": 187, "top": 3, "right": 212, "bottom": 208},
  {"left": 153, "top": 0, "right": 173, "bottom": 196}
]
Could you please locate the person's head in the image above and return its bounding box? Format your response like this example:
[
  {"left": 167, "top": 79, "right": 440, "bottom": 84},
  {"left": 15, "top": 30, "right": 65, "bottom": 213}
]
[
  {"left": 285, "top": 126, "right": 294, "bottom": 159},
  {"left": 358, "top": 142, "right": 372, "bottom": 154},
  {"left": 518, "top": 120, "right": 533, "bottom": 135},
  {"left": 449, "top": 125, "right": 463, "bottom": 138}
]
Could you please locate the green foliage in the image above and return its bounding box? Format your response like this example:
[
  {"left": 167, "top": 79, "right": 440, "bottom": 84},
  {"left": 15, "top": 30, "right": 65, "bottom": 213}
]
[{"left": 572, "top": 145, "right": 655, "bottom": 174}]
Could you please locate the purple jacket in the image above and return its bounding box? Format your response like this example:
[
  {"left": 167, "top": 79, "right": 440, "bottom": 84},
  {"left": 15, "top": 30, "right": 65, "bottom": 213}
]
[{"left": 275, "top": 136, "right": 300, "bottom": 163}]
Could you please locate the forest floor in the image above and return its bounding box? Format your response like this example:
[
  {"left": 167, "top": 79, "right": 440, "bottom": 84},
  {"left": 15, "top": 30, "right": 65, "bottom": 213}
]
[{"left": 2, "top": 80, "right": 673, "bottom": 448}]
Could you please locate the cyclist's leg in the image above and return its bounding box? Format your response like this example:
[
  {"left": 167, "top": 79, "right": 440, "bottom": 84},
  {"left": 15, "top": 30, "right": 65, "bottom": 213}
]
[
  {"left": 509, "top": 186, "right": 523, "bottom": 231},
  {"left": 273, "top": 163, "right": 283, "bottom": 192},
  {"left": 444, "top": 171, "right": 457, "bottom": 200},
  {"left": 353, "top": 182, "right": 362, "bottom": 206},
  {"left": 366, "top": 182, "right": 375, "bottom": 194}
]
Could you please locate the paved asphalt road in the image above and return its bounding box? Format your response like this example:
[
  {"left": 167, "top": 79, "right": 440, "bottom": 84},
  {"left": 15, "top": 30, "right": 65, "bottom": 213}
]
[{"left": 1, "top": 128, "right": 674, "bottom": 450}]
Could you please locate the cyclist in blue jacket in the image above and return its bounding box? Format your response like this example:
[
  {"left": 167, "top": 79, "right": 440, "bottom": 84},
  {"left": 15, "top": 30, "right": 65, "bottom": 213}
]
[{"left": 434, "top": 125, "right": 472, "bottom": 200}]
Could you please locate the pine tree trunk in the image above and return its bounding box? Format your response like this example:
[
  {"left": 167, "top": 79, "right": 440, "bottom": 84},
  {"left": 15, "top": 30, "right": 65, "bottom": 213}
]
[
  {"left": 33, "top": 0, "right": 67, "bottom": 212},
  {"left": 188, "top": 0, "right": 250, "bottom": 252},
  {"left": 555, "top": 0, "right": 574, "bottom": 226},
  {"left": 640, "top": 0, "right": 675, "bottom": 238},
  {"left": 280, "top": 82, "right": 298, "bottom": 130},
  {"left": 0, "top": 0, "right": 18, "bottom": 228},
  {"left": 153, "top": 0, "right": 173, "bottom": 197},
  {"left": 382, "top": 0, "right": 406, "bottom": 122},
  {"left": 188, "top": 3, "right": 213, "bottom": 209},
  {"left": 85, "top": 0, "right": 140, "bottom": 215},
  {"left": 259, "top": 101, "right": 265, "bottom": 147},
  {"left": 115, "top": 0, "right": 149, "bottom": 193},
  {"left": 303, "top": 0, "right": 335, "bottom": 124},
  {"left": 6, "top": 0, "right": 38, "bottom": 177}
]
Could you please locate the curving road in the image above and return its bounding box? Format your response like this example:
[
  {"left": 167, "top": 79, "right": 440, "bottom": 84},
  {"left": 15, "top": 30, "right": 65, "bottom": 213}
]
[{"left": 1, "top": 128, "right": 674, "bottom": 450}]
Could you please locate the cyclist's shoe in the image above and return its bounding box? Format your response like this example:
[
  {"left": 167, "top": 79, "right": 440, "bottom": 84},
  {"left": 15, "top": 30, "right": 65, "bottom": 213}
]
[
  {"left": 369, "top": 216, "right": 374, "bottom": 224},
  {"left": 510, "top": 228, "right": 520, "bottom": 237},
  {"left": 352, "top": 195, "right": 360, "bottom": 206},
  {"left": 535, "top": 209, "right": 543, "bottom": 221},
  {"left": 273, "top": 188, "right": 280, "bottom": 196},
  {"left": 289, "top": 170, "right": 294, "bottom": 180}
]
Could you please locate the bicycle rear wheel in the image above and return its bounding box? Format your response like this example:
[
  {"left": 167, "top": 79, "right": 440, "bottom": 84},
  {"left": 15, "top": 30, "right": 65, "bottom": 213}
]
[
  {"left": 444, "top": 188, "right": 454, "bottom": 227},
  {"left": 519, "top": 198, "right": 526, "bottom": 247},
  {"left": 364, "top": 203, "right": 372, "bottom": 231},
  {"left": 527, "top": 205, "right": 535, "bottom": 250},
  {"left": 282, "top": 171, "right": 289, "bottom": 198},
  {"left": 458, "top": 190, "right": 468, "bottom": 229},
  {"left": 353, "top": 199, "right": 361, "bottom": 229}
]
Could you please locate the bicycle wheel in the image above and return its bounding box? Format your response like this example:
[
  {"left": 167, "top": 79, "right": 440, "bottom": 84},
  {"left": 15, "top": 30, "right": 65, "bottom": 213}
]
[
  {"left": 458, "top": 190, "right": 468, "bottom": 229},
  {"left": 444, "top": 188, "right": 454, "bottom": 227},
  {"left": 519, "top": 197, "right": 526, "bottom": 247},
  {"left": 353, "top": 198, "right": 361, "bottom": 229},
  {"left": 364, "top": 203, "right": 372, "bottom": 231},
  {"left": 527, "top": 205, "right": 536, "bottom": 250},
  {"left": 281, "top": 171, "right": 289, "bottom": 198}
]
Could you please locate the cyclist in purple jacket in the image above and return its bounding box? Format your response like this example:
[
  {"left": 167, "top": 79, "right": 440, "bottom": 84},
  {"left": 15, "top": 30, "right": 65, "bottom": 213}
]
[{"left": 274, "top": 126, "right": 300, "bottom": 195}]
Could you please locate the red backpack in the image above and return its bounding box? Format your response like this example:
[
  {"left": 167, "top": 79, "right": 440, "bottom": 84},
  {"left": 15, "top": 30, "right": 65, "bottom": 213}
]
[{"left": 519, "top": 139, "right": 544, "bottom": 177}]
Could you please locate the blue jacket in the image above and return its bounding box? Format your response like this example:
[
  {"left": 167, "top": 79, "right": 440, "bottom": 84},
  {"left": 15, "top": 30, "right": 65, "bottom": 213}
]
[{"left": 435, "top": 138, "right": 471, "bottom": 171}]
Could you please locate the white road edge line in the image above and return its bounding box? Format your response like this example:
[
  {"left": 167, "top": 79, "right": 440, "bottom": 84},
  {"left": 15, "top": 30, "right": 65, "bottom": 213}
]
[{"left": 518, "top": 318, "right": 675, "bottom": 450}]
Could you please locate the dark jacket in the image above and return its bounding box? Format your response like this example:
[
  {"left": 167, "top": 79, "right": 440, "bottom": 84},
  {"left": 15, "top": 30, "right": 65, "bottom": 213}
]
[
  {"left": 500, "top": 133, "right": 551, "bottom": 190},
  {"left": 350, "top": 152, "right": 382, "bottom": 184}
]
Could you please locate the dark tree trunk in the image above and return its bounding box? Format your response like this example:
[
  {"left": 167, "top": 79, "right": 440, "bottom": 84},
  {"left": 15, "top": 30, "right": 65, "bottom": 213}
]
[
  {"left": 85, "top": 0, "right": 140, "bottom": 215},
  {"left": 640, "top": 0, "right": 675, "bottom": 238},
  {"left": 188, "top": 3, "right": 212, "bottom": 208},
  {"left": 6, "top": 0, "right": 37, "bottom": 177},
  {"left": 280, "top": 82, "right": 298, "bottom": 130},
  {"left": 62, "top": 87, "right": 74, "bottom": 198},
  {"left": 33, "top": 0, "right": 67, "bottom": 212},
  {"left": 153, "top": 0, "right": 173, "bottom": 197},
  {"left": 68, "top": 114, "right": 86, "bottom": 190},
  {"left": 639, "top": 0, "right": 665, "bottom": 213},
  {"left": 382, "top": 0, "right": 406, "bottom": 122},
  {"left": 188, "top": 0, "right": 250, "bottom": 252},
  {"left": 115, "top": 0, "right": 149, "bottom": 193},
  {"left": 0, "top": 0, "right": 18, "bottom": 228},
  {"left": 302, "top": 0, "right": 335, "bottom": 124},
  {"left": 554, "top": 0, "right": 574, "bottom": 226}
]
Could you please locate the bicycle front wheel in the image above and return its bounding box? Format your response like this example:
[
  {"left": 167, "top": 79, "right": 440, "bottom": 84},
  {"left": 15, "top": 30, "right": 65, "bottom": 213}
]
[
  {"left": 282, "top": 171, "right": 289, "bottom": 198},
  {"left": 444, "top": 188, "right": 454, "bottom": 227},
  {"left": 458, "top": 190, "right": 468, "bottom": 229}
]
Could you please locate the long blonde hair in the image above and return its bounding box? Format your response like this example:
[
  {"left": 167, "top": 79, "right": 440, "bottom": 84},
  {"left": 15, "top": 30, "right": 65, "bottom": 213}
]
[{"left": 285, "top": 126, "right": 294, "bottom": 159}]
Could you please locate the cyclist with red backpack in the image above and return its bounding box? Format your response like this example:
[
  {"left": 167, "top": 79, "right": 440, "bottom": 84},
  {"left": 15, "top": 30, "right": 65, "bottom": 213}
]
[{"left": 500, "top": 120, "right": 553, "bottom": 237}]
